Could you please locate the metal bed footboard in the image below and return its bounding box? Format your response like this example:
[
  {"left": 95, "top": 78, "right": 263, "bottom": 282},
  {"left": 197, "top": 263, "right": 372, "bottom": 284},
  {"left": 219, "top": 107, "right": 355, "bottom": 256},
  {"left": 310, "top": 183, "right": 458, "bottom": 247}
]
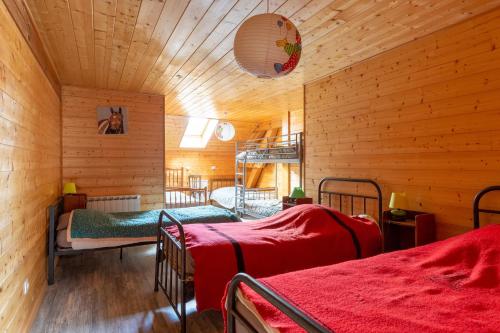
[
  {"left": 154, "top": 210, "right": 189, "bottom": 333},
  {"left": 165, "top": 187, "right": 208, "bottom": 208},
  {"left": 226, "top": 273, "right": 330, "bottom": 333},
  {"left": 473, "top": 185, "right": 500, "bottom": 229}
]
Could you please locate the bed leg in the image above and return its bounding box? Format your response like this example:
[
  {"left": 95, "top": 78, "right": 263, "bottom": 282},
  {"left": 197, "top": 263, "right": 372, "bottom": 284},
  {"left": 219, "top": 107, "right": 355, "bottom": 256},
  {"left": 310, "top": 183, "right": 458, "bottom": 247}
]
[
  {"left": 48, "top": 204, "right": 57, "bottom": 285},
  {"left": 120, "top": 247, "right": 123, "bottom": 260},
  {"left": 48, "top": 251, "right": 55, "bottom": 285},
  {"left": 154, "top": 213, "right": 164, "bottom": 292}
]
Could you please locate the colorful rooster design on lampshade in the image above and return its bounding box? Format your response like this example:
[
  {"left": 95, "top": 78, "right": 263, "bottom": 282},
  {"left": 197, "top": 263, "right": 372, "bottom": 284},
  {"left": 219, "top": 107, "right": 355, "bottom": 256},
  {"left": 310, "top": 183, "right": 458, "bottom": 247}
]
[{"left": 274, "top": 17, "right": 302, "bottom": 75}]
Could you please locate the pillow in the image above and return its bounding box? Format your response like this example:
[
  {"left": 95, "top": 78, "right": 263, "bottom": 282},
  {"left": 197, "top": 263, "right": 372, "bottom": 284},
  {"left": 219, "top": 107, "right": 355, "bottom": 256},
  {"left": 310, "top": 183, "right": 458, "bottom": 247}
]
[
  {"left": 352, "top": 214, "right": 376, "bottom": 223},
  {"left": 57, "top": 212, "right": 71, "bottom": 231}
]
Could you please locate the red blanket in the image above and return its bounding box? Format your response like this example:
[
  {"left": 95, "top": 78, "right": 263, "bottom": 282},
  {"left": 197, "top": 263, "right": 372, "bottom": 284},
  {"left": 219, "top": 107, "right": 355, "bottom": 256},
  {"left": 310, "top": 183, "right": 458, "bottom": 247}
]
[
  {"left": 234, "top": 224, "right": 500, "bottom": 333},
  {"left": 169, "top": 204, "right": 381, "bottom": 311}
]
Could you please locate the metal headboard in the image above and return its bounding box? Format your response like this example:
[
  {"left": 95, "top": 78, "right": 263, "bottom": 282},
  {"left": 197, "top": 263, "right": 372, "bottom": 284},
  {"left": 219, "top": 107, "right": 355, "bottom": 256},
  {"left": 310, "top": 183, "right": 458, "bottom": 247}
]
[
  {"left": 473, "top": 185, "right": 500, "bottom": 229},
  {"left": 318, "top": 177, "right": 383, "bottom": 227}
]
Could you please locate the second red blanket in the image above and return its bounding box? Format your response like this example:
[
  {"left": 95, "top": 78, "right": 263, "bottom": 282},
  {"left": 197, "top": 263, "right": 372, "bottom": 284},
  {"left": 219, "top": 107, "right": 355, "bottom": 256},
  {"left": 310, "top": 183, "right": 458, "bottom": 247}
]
[
  {"left": 234, "top": 224, "right": 500, "bottom": 333},
  {"left": 168, "top": 204, "right": 381, "bottom": 311}
]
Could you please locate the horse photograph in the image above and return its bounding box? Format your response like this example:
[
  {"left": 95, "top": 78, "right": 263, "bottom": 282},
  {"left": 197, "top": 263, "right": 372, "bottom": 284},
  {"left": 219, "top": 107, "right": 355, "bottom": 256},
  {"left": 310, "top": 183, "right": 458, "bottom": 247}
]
[{"left": 97, "top": 106, "right": 128, "bottom": 135}]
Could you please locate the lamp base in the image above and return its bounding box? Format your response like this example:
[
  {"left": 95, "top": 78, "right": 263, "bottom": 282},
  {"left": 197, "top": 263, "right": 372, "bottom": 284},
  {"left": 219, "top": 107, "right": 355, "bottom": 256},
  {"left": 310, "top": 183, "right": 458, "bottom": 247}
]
[{"left": 390, "top": 209, "right": 407, "bottom": 221}]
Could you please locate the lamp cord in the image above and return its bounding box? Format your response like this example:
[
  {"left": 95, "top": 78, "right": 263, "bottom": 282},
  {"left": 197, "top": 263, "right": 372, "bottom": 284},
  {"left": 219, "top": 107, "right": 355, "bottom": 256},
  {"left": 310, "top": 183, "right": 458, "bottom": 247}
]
[{"left": 266, "top": 0, "right": 269, "bottom": 13}]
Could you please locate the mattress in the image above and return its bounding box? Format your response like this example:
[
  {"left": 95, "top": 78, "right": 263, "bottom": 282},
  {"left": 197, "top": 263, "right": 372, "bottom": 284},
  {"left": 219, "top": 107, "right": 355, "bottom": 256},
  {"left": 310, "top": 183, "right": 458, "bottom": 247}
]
[
  {"left": 233, "top": 288, "right": 275, "bottom": 333},
  {"left": 163, "top": 243, "right": 195, "bottom": 279},
  {"left": 57, "top": 228, "right": 155, "bottom": 250},
  {"left": 210, "top": 186, "right": 235, "bottom": 209}
]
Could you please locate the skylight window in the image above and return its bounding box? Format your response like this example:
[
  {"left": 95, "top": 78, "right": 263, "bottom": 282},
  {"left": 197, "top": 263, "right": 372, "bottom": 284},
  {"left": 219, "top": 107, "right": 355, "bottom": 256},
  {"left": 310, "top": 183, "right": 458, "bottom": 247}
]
[{"left": 180, "top": 117, "right": 218, "bottom": 148}]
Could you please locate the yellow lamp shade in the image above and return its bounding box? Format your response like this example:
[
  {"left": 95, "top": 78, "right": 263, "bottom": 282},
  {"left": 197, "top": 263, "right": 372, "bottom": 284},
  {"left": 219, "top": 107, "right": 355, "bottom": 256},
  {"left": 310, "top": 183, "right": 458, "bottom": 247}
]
[
  {"left": 234, "top": 13, "right": 302, "bottom": 78},
  {"left": 63, "top": 182, "right": 77, "bottom": 194},
  {"left": 389, "top": 192, "right": 408, "bottom": 210}
]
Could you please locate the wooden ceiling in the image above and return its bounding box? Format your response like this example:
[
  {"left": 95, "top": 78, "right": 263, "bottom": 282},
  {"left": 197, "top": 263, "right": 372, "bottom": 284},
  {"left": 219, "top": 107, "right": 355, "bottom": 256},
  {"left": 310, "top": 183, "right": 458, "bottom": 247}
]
[{"left": 26, "top": 0, "right": 500, "bottom": 122}]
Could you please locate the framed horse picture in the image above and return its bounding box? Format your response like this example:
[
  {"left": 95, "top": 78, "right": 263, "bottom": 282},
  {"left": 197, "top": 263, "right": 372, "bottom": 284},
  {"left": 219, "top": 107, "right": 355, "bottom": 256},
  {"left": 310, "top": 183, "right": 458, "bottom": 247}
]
[{"left": 96, "top": 106, "right": 128, "bottom": 135}]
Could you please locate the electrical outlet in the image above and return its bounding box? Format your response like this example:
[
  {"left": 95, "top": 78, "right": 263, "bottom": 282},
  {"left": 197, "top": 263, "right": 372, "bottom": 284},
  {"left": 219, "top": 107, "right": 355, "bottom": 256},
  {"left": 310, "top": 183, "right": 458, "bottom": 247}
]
[{"left": 23, "top": 279, "right": 29, "bottom": 295}]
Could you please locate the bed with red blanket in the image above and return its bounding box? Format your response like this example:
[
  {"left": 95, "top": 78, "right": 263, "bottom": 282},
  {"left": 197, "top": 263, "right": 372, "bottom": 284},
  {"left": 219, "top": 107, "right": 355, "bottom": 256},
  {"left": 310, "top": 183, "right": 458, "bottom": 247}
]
[
  {"left": 224, "top": 185, "right": 500, "bottom": 333},
  {"left": 154, "top": 177, "right": 384, "bottom": 333}
]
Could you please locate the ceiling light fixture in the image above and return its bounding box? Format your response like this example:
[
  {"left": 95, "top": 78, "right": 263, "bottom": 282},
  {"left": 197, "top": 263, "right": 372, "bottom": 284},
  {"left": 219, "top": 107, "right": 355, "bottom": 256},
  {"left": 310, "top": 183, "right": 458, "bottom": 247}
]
[{"left": 233, "top": 0, "right": 302, "bottom": 78}]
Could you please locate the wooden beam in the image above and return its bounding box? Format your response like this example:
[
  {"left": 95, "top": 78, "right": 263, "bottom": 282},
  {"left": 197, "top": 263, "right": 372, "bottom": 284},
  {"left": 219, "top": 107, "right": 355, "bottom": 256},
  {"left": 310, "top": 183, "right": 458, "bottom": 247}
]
[{"left": 3, "top": 0, "right": 60, "bottom": 94}]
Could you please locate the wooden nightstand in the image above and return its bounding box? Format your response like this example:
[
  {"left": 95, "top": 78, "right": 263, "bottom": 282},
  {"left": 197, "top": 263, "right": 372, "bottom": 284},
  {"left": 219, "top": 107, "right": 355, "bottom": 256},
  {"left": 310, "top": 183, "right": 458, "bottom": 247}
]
[
  {"left": 383, "top": 210, "right": 435, "bottom": 252},
  {"left": 282, "top": 196, "right": 313, "bottom": 210},
  {"left": 63, "top": 193, "right": 87, "bottom": 213}
]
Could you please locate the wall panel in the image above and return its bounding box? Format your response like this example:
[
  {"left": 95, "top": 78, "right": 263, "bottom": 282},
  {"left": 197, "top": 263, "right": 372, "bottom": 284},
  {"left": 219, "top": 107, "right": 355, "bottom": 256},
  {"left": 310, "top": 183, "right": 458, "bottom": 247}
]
[
  {"left": 62, "top": 86, "right": 164, "bottom": 209},
  {"left": 305, "top": 8, "right": 500, "bottom": 239},
  {"left": 165, "top": 115, "right": 257, "bottom": 185},
  {"left": 0, "top": 2, "right": 61, "bottom": 332}
]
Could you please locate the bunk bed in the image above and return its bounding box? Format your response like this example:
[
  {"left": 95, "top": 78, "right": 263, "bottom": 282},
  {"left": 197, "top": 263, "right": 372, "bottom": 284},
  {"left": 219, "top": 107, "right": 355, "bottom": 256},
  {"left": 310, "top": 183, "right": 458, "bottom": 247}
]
[
  {"left": 165, "top": 168, "right": 207, "bottom": 208},
  {"left": 224, "top": 185, "right": 500, "bottom": 333},
  {"left": 233, "top": 132, "right": 303, "bottom": 218}
]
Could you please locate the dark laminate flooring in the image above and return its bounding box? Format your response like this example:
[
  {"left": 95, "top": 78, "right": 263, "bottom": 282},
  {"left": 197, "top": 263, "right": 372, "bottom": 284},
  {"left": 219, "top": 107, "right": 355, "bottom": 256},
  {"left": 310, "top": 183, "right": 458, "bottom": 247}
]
[{"left": 31, "top": 245, "right": 223, "bottom": 333}]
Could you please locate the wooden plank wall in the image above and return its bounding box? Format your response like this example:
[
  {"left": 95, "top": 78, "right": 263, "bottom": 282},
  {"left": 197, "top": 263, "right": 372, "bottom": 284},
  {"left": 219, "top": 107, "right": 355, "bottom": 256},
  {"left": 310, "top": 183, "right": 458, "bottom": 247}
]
[
  {"left": 0, "top": 2, "right": 61, "bottom": 332},
  {"left": 165, "top": 115, "right": 257, "bottom": 183},
  {"left": 305, "top": 8, "right": 500, "bottom": 239},
  {"left": 62, "top": 87, "right": 164, "bottom": 210},
  {"left": 256, "top": 88, "right": 305, "bottom": 197}
]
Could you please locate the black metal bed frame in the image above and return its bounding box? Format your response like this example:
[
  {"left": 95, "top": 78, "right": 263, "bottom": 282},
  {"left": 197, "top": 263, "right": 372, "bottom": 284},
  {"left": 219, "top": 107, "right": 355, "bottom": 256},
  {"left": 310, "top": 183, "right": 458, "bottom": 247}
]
[
  {"left": 154, "top": 210, "right": 189, "bottom": 332},
  {"left": 226, "top": 185, "right": 500, "bottom": 333},
  {"left": 156, "top": 177, "right": 383, "bottom": 332},
  {"left": 47, "top": 197, "right": 156, "bottom": 285},
  {"left": 318, "top": 177, "right": 383, "bottom": 232},
  {"left": 473, "top": 185, "right": 500, "bottom": 229}
]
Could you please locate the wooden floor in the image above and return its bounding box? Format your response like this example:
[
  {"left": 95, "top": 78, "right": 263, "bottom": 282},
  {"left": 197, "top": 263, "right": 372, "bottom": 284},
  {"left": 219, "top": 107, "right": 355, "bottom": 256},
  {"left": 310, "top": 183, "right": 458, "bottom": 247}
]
[{"left": 31, "top": 245, "right": 223, "bottom": 333}]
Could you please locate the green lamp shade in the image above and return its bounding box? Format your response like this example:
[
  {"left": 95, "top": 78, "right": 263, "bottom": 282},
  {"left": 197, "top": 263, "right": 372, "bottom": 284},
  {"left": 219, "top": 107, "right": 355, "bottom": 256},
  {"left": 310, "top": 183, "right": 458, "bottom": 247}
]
[
  {"left": 63, "top": 182, "right": 77, "bottom": 194},
  {"left": 290, "top": 187, "right": 305, "bottom": 199}
]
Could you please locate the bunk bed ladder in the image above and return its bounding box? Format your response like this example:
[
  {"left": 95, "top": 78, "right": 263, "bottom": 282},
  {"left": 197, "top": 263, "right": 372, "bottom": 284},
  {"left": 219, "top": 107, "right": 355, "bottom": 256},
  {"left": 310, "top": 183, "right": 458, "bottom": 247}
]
[{"left": 235, "top": 142, "right": 246, "bottom": 216}]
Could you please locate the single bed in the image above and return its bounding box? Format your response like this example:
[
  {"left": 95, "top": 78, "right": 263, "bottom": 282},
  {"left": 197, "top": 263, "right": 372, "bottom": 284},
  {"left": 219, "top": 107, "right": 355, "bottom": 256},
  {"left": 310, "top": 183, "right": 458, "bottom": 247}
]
[
  {"left": 225, "top": 185, "right": 500, "bottom": 333},
  {"left": 154, "top": 177, "right": 384, "bottom": 333},
  {"left": 48, "top": 201, "right": 240, "bottom": 285}
]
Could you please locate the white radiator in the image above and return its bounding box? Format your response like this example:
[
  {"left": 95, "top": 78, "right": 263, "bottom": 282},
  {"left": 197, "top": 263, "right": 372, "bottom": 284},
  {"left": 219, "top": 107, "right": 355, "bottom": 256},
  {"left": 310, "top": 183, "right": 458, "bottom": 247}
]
[{"left": 87, "top": 195, "right": 141, "bottom": 213}]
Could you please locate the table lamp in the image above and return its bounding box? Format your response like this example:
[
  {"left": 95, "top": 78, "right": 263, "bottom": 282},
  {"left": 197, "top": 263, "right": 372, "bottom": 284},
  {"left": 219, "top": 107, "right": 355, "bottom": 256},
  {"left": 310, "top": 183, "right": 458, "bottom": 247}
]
[
  {"left": 290, "top": 187, "right": 305, "bottom": 200},
  {"left": 63, "top": 182, "right": 77, "bottom": 195},
  {"left": 389, "top": 192, "right": 408, "bottom": 220}
]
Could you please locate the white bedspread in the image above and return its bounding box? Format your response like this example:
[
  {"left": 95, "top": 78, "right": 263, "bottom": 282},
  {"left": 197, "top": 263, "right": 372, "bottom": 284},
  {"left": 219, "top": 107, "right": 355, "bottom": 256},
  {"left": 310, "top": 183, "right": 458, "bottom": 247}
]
[{"left": 210, "top": 187, "right": 236, "bottom": 209}]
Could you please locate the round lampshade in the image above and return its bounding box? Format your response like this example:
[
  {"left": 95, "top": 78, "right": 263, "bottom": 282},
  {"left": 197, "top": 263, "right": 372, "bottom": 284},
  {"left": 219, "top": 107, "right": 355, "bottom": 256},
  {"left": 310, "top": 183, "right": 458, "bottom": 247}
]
[
  {"left": 234, "top": 14, "right": 302, "bottom": 78},
  {"left": 215, "top": 121, "right": 235, "bottom": 141}
]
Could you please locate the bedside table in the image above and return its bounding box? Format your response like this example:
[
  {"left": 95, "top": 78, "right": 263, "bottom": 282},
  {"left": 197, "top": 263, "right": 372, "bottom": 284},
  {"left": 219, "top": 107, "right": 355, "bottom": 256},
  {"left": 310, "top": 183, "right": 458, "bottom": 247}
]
[
  {"left": 63, "top": 193, "right": 87, "bottom": 213},
  {"left": 383, "top": 210, "right": 435, "bottom": 252},
  {"left": 282, "top": 196, "right": 313, "bottom": 210}
]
